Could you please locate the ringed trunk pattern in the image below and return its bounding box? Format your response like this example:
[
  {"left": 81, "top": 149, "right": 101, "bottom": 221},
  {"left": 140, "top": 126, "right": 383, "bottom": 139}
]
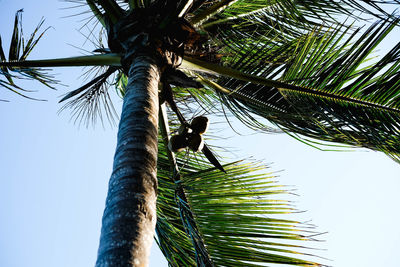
[{"left": 96, "top": 55, "right": 161, "bottom": 267}]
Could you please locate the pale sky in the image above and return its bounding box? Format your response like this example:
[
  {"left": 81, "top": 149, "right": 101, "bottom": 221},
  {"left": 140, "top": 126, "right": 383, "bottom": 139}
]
[{"left": 0, "top": 1, "right": 399, "bottom": 267}]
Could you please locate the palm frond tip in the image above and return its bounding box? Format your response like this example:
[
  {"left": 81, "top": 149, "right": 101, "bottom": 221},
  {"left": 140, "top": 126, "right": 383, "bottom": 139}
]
[{"left": 0, "top": 10, "right": 58, "bottom": 99}]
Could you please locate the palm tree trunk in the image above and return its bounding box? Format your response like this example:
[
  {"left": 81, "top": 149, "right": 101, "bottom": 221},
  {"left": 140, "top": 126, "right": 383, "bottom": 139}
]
[{"left": 96, "top": 55, "right": 161, "bottom": 267}]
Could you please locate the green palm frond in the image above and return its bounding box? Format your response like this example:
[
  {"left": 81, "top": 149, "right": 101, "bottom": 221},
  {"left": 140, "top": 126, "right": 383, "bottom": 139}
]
[
  {"left": 182, "top": 162, "right": 323, "bottom": 266},
  {"left": 156, "top": 138, "right": 323, "bottom": 266},
  {"left": 181, "top": 18, "right": 400, "bottom": 162},
  {"left": 188, "top": 1, "right": 399, "bottom": 77},
  {"left": 202, "top": 6, "right": 315, "bottom": 45},
  {"left": 0, "top": 10, "right": 57, "bottom": 100},
  {"left": 191, "top": 0, "right": 399, "bottom": 26},
  {"left": 156, "top": 106, "right": 323, "bottom": 266}
]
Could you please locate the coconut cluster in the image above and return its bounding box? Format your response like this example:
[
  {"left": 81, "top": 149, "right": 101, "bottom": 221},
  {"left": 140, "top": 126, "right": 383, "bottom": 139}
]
[{"left": 168, "top": 116, "right": 209, "bottom": 152}]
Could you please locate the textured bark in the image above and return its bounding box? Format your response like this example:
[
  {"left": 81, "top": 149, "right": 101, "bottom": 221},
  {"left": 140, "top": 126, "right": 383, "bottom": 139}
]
[{"left": 96, "top": 55, "right": 160, "bottom": 267}]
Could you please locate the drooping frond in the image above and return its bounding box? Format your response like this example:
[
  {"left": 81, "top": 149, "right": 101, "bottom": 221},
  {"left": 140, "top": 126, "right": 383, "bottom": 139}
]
[
  {"left": 156, "top": 139, "right": 324, "bottom": 266},
  {"left": 181, "top": 18, "right": 400, "bottom": 162},
  {"left": 58, "top": 66, "right": 119, "bottom": 127}
]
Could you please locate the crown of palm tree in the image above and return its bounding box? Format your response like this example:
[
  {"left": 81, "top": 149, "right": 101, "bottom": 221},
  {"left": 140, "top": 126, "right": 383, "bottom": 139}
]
[{"left": 1, "top": 1, "right": 400, "bottom": 266}]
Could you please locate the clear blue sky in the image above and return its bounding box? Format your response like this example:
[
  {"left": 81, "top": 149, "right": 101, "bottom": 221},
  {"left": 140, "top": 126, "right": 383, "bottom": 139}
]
[{"left": 0, "top": 1, "right": 399, "bottom": 267}]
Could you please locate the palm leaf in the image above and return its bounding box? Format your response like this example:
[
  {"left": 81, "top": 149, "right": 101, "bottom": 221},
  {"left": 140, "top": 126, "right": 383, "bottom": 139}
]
[
  {"left": 191, "top": 0, "right": 399, "bottom": 26},
  {"left": 202, "top": 5, "right": 315, "bottom": 44},
  {"left": 156, "top": 139, "right": 323, "bottom": 266},
  {"left": 0, "top": 10, "right": 57, "bottom": 99},
  {"left": 58, "top": 66, "right": 119, "bottom": 127},
  {"left": 156, "top": 106, "right": 323, "bottom": 266},
  {"left": 180, "top": 18, "right": 400, "bottom": 162}
]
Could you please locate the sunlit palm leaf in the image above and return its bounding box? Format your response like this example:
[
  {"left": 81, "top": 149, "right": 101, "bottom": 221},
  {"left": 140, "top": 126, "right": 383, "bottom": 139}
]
[
  {"left": 195, "top": 0, "right": 333, "bottom": 47},
  {"left": 203, "top": 7, "right": 313, "bottom": 46},
  {"left": 156, "top": 138, "right": 323, "bottom": 266},
  {"left": 191, "top": 0, "right": 399, "bottom": 26}
]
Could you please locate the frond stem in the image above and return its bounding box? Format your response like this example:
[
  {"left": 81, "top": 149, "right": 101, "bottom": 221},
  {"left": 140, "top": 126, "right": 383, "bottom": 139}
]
[
  {"left": 0, "top": 53, "right": 121, "bottom": 68},
  {"left": 159, "top": 102, "right": 180, "bottom": 178},
  {"left": 182, "top": 56, "right": 400, "bottom": 114},
  {"left": 191, "top": 0, "right": 238, "bottom": 26},
  {"left": 96, "top": 0, "right": 123, "bottom": 23},
  {"left": 201, "top": 6, "right": 274, "bottom": 29},
  {"left": 86, "top": 0, "right": 106, "bottom": 27}
]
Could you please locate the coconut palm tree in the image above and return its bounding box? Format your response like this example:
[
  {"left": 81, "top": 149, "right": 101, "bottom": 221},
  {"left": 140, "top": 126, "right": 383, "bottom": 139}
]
[{"left": 1, "top": 1, "right": 400, "bottom": 266}]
